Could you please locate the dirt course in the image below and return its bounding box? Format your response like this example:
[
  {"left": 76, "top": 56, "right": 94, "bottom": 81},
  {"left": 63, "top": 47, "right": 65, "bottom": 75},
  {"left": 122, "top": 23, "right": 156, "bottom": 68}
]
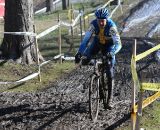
[
  {"left": 0, "top": 39, "right": 159, "bottom": 130},
  {"left": 0, "top": 0, "right": 160, "bottom": 129}
]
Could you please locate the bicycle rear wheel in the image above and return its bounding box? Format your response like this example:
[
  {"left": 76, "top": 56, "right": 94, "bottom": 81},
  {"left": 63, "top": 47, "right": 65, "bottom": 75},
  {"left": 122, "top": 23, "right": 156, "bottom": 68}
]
[{"left": 89, "top": 74, "right": 100, "bottom": 122}]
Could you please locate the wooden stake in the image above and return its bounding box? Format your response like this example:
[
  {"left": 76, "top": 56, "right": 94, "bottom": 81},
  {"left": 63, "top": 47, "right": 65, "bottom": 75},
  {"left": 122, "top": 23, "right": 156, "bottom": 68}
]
[
  {"left": 131, "top": 39, "right": 137, "bottom": 130},
  {"left": 135, "top": 90, "right": 143, "bottom": 130},
  {"left": 82, "top": 6, "right": 86, "bottom": 31},
  {"left": 88, "top": 14, "right": 90, "bottom": 27},
  {"left": 58, "top": 13, "right": 62, "bottom": 64},
  {"left": 33, "top": 25, "right": 41, "bottom": 82},
  {"left": 79, "top": 9, "right": 83, "bottom": 43}
]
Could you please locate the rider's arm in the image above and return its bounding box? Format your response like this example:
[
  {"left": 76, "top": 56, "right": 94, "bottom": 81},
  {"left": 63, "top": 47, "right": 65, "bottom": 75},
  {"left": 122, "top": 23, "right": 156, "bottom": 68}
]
[
  {"left": 109, "top": 26, "right": 122, "bottom": 55},
  {"left": 78, "top": 24, "right": 95, "bottom": 54}
]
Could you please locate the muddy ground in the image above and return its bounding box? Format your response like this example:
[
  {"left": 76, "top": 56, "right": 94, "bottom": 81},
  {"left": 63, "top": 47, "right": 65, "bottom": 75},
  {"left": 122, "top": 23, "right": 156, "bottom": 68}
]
[{"left": 0, "top": 40, "right": 159, "bottom": 130}]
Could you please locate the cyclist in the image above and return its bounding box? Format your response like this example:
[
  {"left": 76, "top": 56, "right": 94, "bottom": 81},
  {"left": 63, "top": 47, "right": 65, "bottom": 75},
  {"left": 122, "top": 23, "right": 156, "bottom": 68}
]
[{"left": 75, "top": 8, "right": 122, "bottom": 109}]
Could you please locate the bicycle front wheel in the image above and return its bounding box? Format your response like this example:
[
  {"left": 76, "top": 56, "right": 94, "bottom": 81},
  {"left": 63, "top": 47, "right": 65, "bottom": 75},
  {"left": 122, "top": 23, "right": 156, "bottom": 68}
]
[{"left": 89, "top": 74, "right": 100, "bottom": 122}]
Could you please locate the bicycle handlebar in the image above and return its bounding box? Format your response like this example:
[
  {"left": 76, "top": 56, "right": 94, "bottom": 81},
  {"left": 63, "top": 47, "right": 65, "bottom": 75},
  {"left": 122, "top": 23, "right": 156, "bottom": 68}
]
[
  {"left": 90, "top": 54, "right": 112, "bottom": 61},
  {"left": 75, "top": 53, "right": 111, "bottom": 68}
]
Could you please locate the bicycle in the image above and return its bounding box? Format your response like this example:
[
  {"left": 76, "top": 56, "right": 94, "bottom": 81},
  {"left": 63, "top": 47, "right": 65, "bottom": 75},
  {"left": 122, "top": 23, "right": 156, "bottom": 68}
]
[{"left": 88, "top": 54, "right": 111, "bottom": 122}]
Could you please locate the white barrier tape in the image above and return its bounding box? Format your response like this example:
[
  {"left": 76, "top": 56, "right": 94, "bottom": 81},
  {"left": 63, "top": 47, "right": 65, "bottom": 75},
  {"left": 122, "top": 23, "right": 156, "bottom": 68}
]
[
  {"left": 101, "top": 0, "right": 114, "bottom": 8},
  {"left": 35, "top": 7, "right": 46, "bottom": 15},
  {"left": 39, "top": 54, "right": 74, "bottom": 66},
  {"left": 84, "top": 0, "right": 118, "bottom": 20},
  {"left": 61, "top": 21, "right": 72, "bottom": 27},
  {"left": 35, "top": 0, "right": 61, "bottom": 14},
  {"left": 53, "top": 53, "right": 64, "bottom": 59},
  {"left": 73, "top": 9, "right": 79, "bottom": 13},
  {"left": 0, "top": 59, "right": 53, "bottom": 85},
  {"left": 36, "top": 24, "right": 60, "bottom": 39},
  {"left": 0, "top": 60, "right": 51, "bottom": 85},
  {"left": 71, "top": 13, "right": 82, "bottom": 27},
  {"left": 109, "top": 4, "right": 120, "bottom": 18},
  {"left": 0, "top": 72, "right": 39, "bottom": 85},
  {"left": 36, "top": 11, "right": 82, "bottom": 39},
  {"left": 38, "top": 54, "right": 74, "bottom": 69},
  {"left": 53, "top": 0, "right": 61, "bottom": 5},
  {"left": 1, "top": 32, "right": 36, "bottom": 36},
  {"left": 53, "top": 54, "right": 75, "bottom": 61},
  {"left": 61, "top": 12, "right": 82, "bottom": 27},
  {"left": 62, "top": 56, "right": 75, "bottom": 61},
  {"left": 39, "top": 56, "right": 74, "bottom": 69},
  {"left": 16, "top": 72, "right": 39, "bottom": 83},
  {"left": 0, "top": 81, "right": 12, "bottom": 85},
  {"left": 78, "top": 32, "right": 85, "bottom": 36},
  {"left": 35, "top": 0, "right": 119, "bottom": 39},
  {"left": 0, "top": 54, "right": 74, "bottom": 85},
  {"left": 40, "top": 60, "right": 51, "bottom": 67}
]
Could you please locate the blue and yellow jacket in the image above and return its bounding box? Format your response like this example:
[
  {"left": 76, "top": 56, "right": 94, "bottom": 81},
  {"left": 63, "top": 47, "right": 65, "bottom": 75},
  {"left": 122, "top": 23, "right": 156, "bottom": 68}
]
[{"left": 78, "top": 18, "right": 122, "bottom": 55}]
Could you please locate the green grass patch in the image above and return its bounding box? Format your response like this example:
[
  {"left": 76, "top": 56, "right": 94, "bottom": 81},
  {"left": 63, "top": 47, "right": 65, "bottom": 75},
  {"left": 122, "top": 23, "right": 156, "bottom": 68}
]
[
  {"left": 0, "top": 61, "right": 37, "bottom": 82},
  {"left": 140, "top": 102, "right": 160, "bottom": 130},
  {"left": 0, "top": 61, "right": 75, "bottom": 92},
  {"left": 115, "top": 101, "right": 160, "bottom": 130}
]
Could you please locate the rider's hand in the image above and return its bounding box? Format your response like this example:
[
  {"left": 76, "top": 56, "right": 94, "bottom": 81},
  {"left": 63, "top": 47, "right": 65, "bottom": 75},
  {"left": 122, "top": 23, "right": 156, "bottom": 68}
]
[
  {"left": 75, "top": 52, "right": 81, "bottom": 64},
  {"left": 106, "top": 52, "right": 114, "bottom": 58}
]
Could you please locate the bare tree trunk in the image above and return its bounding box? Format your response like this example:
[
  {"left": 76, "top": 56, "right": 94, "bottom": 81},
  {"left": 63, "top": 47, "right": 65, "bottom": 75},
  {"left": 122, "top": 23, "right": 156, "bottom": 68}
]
[
  {"left": 62, "top": 0, "right": 67, "bottom": 10},
  {"left": 46, "top": 0, "right": 54, "bottom": 12},
  {"left": 1, "top": 0, "right": 44, "bottom": 64},
  {"left": 67, "top": 0, "right": 70, "bottom": 7}
]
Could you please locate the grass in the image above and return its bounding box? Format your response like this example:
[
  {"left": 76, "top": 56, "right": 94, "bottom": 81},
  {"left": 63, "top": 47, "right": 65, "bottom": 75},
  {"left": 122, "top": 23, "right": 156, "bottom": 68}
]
[
  {"left": 0, "top": 61, "right": 37, "bottom": 82},
  {"left": 140, "top": 102, "right": 160, "bottom": 130},
  {"left": 115, "top": 101, "right": 160, "bottom": 130},
  {"left": 0, "top": 2, "right": 83, "bottom": 93},
  {"left": 34, "top": 10, "right": 70, "bottom": 33},
  {"left": 0, "top": 61, "right": 75, "bottom": 92}
]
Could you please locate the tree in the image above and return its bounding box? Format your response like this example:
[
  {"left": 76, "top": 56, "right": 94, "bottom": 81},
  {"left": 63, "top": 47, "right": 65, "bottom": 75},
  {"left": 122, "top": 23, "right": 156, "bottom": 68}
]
[
  {"left": 67, "top": 0, "right": 70, "bottom": 7},
  {"left": 62, "top": 0, "right": 69, "bottom": 10},
  {"left": 1, "top": 0, "right": 44, "bottom": 64},
  {"left": 46, "top": 0, "right": 54, "bottom": 12}
]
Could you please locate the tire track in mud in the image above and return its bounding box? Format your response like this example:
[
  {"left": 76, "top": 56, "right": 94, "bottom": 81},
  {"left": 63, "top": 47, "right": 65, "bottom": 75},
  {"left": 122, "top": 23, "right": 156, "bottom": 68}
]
[{"left": 0, "top": 40, "right": 159, "bottom": 130}]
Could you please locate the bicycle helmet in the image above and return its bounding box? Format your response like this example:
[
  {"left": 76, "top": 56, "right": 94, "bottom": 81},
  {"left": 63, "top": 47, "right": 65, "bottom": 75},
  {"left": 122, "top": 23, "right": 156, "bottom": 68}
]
[{"left": 95, "top": 8, "right": 109, "bottom": 19}]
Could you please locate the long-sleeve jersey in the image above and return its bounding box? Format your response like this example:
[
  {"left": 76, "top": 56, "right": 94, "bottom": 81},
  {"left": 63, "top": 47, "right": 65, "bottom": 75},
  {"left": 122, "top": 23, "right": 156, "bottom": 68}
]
[{"left": 78, "top": 18, "right": 122, "bottom": 55}]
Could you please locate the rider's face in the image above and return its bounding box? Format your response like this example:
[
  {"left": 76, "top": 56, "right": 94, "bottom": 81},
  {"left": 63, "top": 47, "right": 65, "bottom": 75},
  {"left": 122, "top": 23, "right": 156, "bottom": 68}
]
[{"left": 97, "top": 19, "right": 107, "bottom": 28}]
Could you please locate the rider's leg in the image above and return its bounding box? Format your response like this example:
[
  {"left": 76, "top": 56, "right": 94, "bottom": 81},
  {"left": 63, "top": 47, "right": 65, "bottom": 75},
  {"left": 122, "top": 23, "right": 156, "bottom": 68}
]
[
  {"left": 105, "top": 56, "right": 115, "bottom": 109},
  {"left": 107, "top": 76, "right": 114, "bottom": 109}
]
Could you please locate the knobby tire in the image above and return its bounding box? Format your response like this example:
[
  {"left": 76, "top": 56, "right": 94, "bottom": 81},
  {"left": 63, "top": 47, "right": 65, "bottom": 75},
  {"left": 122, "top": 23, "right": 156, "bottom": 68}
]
[{"left": 89, "top": 74, "right": 100, "bottom": 122}]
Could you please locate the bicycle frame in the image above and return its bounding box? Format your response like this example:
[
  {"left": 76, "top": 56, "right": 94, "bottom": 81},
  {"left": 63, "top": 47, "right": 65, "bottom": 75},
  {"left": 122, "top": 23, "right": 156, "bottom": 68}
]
[
  {"left": 89, "top": 54, "right": 111, "bottom": 121},
  {"left": 92, "top": 55, "right": 110, "bottom": 78}
]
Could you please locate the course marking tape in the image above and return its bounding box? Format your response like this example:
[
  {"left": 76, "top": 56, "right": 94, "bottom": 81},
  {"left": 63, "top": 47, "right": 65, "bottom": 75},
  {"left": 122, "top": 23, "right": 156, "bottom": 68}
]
[
  {"left": 135, "top": 44, "right": 160, "bottom": 61},
  {"left": 142, "top": 83, "right": 160, "bottom": 91},
  {"left": 36, "top": 24, "right": 60, "bottom": 39},
  {"left": 0, "top": 32, "right": 36, "bottom": 36},
  {"left": 134, "top": 91, "right": 160, "bottom": 112}
]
